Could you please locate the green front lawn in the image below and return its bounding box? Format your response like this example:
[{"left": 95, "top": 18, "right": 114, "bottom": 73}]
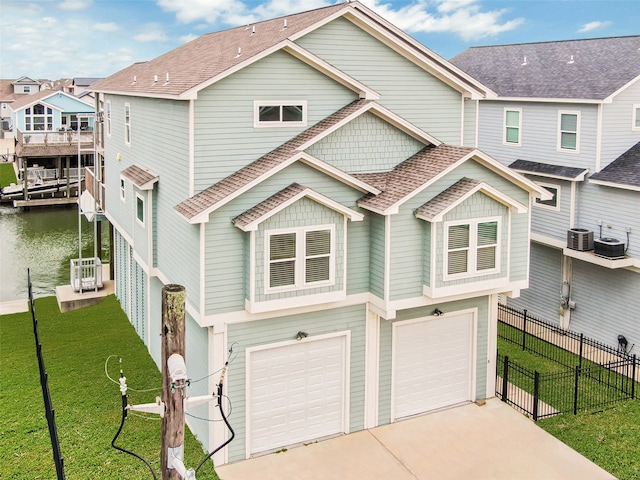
[
  {"left": 0, "top": 162, "right": 17, "bottom": 188},
  {"left": 498, "top": 334, "right": 640, "bottom": 480},
  {"left": 0, "top": 296, "right": 219, "bottom": 479}
]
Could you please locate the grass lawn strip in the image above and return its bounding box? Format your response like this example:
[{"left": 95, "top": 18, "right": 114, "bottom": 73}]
[
  {"left": 0, "top": 295, "right": 219, "bottom": 479},
  {"left": 0, "top": 162, "right": 17, "bottom": 188}
]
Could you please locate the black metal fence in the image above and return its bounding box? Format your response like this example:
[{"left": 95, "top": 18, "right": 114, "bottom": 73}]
[
  {"left": 29, "top": 269, "right": 66, "bottom": 479},
  {"left": 496, "top": 304, "right": 637, "bottom": 421}
]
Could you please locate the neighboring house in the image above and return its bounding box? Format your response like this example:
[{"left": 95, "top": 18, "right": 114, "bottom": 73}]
[
  {"left": 0, "top": 76, "right": 43, "bottom": 128},
  {"left": 452, "top": 36, "right": 640, "bottom": 350},
  {"left": 90, "top": 2, "right": 546, "bottom": 465},
  {"left": 71, "top": 77, "right": 102, "bottom": 97},
  {"left": 8, "top": 89, "right": 95, "bottom": 172}
]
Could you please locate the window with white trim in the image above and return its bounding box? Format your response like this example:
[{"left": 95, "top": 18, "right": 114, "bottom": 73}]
[
  {"left": 558, "top": 111, "right": 580, "bottom": 152},
  {"left": 266, "top": 225, "right": 334, "bottom": 292},
  {"left": 136, "top": 193, "right": 145, "bottom": 225},
  {"left": 120, "top": 177, "right": 125, "bottom": 201},
  {"left": 25, "top": 104, "right": 53, "bottom": 131},
  {"left": 124, "top": 103, "right": 131, "bottom": 145},
  {"left": 106, "top": 101, "right": 111, "bottom": 136},
  {"left": 445, "top": 218, "right": 500, "bottom": 279},
  {"left": 504, "top": 108, "right": 521, "bottom": 145},
  {"left": 254, "top": 100, "right": 307, "bottom": 127},
  {"left": 633, "top": 104, "right": 640, "bottom": 131},
  {"left": 534, "top": 182, "right": 561, "bottom": 211},
  {"left": 23, "top": 85, "right": 31, "bottom": 93}
]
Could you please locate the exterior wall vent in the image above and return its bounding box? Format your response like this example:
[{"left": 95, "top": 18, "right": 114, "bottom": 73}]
[
  {"left": 594, "top": 238, "right": 625, "bottom": 259},
  {"left": 567, "top": 228, "right": 594, "bottom": 251}
]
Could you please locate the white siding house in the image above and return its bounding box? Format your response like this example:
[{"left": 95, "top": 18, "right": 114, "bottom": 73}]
[{"left": 452, "top": 35, "right": 640, "bottom": 351}]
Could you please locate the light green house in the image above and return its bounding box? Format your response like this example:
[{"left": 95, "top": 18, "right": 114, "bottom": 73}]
[{"left": 90, "top": 1, "right": 547, "bottom": 466}]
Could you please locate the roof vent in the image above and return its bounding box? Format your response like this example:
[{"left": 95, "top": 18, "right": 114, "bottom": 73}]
[
  {"left": 164, "top": 72, "right": 170, "bottom": 84},
  {"left": 568, "top": 55, "right": 574, "bottom": 64},
  {"left": 153, "top": 75, "right": 158, "bottom": 84},
  {"left": 283, "top": 18, "right": 287, "bottom": 30},
  {"left": 235, "top": 47, "right": 242, "bottom": 58},
  {"left": 521, "top": 56, "right": 528, "bottom": 66},
  {"left": 251, "top": 25, "right": 256, "bottom": 35},
  {"left": 132, "top": 76, "right": 137, "bottom": 84}
]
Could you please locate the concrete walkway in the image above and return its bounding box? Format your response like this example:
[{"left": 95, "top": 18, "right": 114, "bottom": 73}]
[
  {"left": 216, "top": 399, "right": 615, "bottom": 480},
  {"left": 0, "top": 299, "right": 29, "bottom": 315}
]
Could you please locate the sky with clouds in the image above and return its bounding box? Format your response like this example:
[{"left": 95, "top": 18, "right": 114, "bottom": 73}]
[{"left": 1, "top": 0, "right": 638, "bottom": 80}]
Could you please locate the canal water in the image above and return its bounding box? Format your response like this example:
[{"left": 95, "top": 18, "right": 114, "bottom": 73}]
[{"left": 0, "top": 204, "right": 107, "bottom": 302}]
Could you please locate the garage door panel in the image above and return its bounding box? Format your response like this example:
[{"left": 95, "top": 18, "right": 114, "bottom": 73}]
[
  {"left": 248, "top": 334, "right": 347, "bottom": 455},
  {"left": 393, "top": 313, "right": 473, "bottom": 419}
]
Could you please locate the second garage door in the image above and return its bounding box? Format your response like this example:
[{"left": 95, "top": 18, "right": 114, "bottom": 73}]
[
  {"left": 247, "top": 333, "right": 348, "bottom": 457},
  {"left": 392, "top": 312, "right": 474, "bottom": 420}
]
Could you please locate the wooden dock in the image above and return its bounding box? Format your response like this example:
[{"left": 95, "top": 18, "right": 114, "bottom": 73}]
[{"left": 13, "top": 197, "right": 78, "bottom": 208}]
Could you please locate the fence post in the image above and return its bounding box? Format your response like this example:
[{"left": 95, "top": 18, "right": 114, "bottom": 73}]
[
  {"left": 632, "top": 355, "right": 637, "bottom": 400},
  {"left": 573, "top": 365, "right": 580, "bottom": 415},
  {"left": 533, "top": 371, "right": 540, "bottom": 421},
  {"left": 522, "top": 309, "right": 527, "bottom": 351},
  {"left": 578, "top": 333, "right": 584, "bottom": 369},
  {"left": 502, "top": 356, "right": 509, "bottom": 402}
]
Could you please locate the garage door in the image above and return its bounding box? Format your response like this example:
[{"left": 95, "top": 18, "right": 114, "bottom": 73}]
[
  {"left": 247, "top": 333, "right": 348, "bottom": 456},
  {"left": 393, "top": 312, "right": 474, "bottom": 420}
]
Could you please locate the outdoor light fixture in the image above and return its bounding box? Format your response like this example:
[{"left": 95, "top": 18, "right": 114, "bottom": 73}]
[
  {"left": 167, "top": 353, "right": 188, "bottom": 382},
  {"left": 296, "top": 331, "right": 308, "bottom": 341},
  {"left": 433, "top": 308, "right": 443, "bottom": 317}
]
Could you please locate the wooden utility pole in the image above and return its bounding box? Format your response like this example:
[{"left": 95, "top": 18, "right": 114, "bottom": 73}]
[{"left": 161, "top": 284, "right": 186, "bottom": 480}]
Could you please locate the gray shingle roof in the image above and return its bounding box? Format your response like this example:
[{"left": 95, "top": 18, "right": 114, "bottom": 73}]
[
  {"left": 589, "top": 141, "right": 640, "bottom": 188},
  {"left": 121, "top": 165, "right": 159, "bottom": 189},
  {"left": 451, "top": 36, "right": 640, "bottom": 99},
  {"left": 509, "top": 159, "right": 589, "bottom": 180},
  {"left": 415, "top": 177, "right": 481, "bottom": 221},
  {"left": 355, "top": 144, "right": 474, "bottom": 212},
  {"left": 174, "top": 99, "right": 372, "bottom": 220}
]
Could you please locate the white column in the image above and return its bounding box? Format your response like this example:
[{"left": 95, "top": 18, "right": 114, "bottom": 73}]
[{"left": 364, "top": 308, "right": 380, "bottom": 429}]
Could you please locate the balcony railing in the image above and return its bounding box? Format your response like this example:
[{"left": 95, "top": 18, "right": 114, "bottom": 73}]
[
  {"left": 70, "top": 257, "right": 103, "bottom": 292},
  {"left": 84, "top": 166, "right": 105, "bottom": 210},
  {"left": 18, "top": 129, "right": 94, "bottom": 146}
]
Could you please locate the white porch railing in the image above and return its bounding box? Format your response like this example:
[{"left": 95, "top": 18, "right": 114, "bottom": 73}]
[{"left": 70, "top": 257, "right": 103, "bottom": 292}]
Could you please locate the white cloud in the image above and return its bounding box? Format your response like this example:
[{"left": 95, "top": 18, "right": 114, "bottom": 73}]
[
  {"left": 134, "top": 24, "right": 169, "bottom": 42},
  {"left": 93, "top": 22, "right": 119, "bottom": 32},
  {"left": 362, "top": 0, "right": 524, "bottom": 41},
  {"left": 578, "top": 21, "right": 612, "bottom": 33},
  {"left": 157, "top": 0, "right": 522, "bottom": 42},
  {"left": 59, "top": 0, "right": 91, "bottom": 11}
]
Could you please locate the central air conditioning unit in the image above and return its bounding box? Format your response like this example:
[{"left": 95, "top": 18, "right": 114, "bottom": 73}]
[
  {"left": 594, "top": 237, "right": 626, "bottom": 259},
  {"left": 567, "top": 228, "right": 594, "bottom": 251}
]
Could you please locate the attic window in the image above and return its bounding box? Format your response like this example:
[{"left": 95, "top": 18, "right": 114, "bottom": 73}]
[
  {"left": 633, "top": 105, "right": 640, "bottom": 131},
  {"left": 254, "top": 100, "right": 307, "bottom": 128}
]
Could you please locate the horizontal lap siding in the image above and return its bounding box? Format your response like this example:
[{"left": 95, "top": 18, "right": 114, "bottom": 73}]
[
  {"left": 508, "top": 243, "right": 563, "bottom": 325},
  {"left": 204, "top": 162, "right": 367, "bottom": 315},
  {"left": 601, "top": 82, "right": 640, "bottom": 168},
  {"left": 226, "top": 304, "right": 367, "bottom": 463},
  {"left": 378, "top": 297, "right": 490, "bottom": 425},
  {"left": 529, "top": 176, "right": 573, "bottom": 241},
  {"left": 194, "top": 51, "right": 356, "bottom": 192},
  {"left": 184, "top": 315, "right": 210, "bottom": 450},
  {"left": 570, "top": 261, "right": 640, "bottom": 349},
  {"left": 297, "top": 18, "right": 463, "bottom": 144},
  {"left": 369, "top": 213, "right": 385, "bottom": 299},
  {"left": 578, "top": 183, "right": 639, "bottom": 258},
  {"left": 103, "top": 95, "right": 201, "bottom": 307},
  {"left": 478, "top": 101, "right": 599, "bottom": 172},
  {"left": 305, "top": 112, "right": 425, "bottom": 172},
  {"left": 463, "top": 99, "right": 477, "bottom": 147}
]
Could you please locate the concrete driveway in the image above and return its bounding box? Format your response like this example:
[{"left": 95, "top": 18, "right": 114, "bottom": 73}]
[{"left": 216, "top": 398, "right": 615, "bottom": 480}]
